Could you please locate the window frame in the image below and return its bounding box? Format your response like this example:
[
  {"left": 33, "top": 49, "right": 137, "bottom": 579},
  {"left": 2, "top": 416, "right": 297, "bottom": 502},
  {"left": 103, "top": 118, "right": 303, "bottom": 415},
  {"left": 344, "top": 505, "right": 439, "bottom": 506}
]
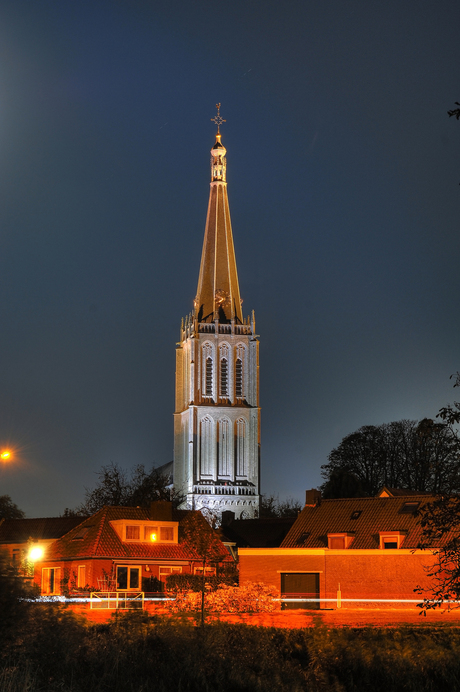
[
  {"left": 77, "top": 565, "right": 86, "bottom": 589},
  {"left": 42, "top": 567, "right": 61, "bottom": 595},
  {"left": 379, "top": 531, "right": 405, "bottom": 549},
  {"left": 116, "top": 565, "right": 141, "bottom": 591}
]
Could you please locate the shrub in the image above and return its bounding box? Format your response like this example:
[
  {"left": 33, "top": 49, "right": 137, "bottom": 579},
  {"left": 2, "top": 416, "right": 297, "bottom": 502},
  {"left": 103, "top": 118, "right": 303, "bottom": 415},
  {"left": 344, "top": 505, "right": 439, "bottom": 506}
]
[
  {"left": 166, "top": 569, "right": 238, "bottom": 594},
  {"left": 167, "top": 581, "right": 279, "bottom": 614}
]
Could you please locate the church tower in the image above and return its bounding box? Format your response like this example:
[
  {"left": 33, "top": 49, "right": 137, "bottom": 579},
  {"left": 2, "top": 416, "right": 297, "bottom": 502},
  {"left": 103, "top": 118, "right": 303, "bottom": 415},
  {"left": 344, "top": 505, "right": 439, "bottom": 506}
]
[{"left": 173, "top": 106, "right": 260, "bottom": 519}]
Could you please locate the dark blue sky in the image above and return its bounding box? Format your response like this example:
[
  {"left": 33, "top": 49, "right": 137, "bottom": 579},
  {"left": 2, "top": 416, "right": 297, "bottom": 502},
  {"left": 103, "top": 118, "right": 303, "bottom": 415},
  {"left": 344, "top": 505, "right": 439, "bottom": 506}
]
[{"left": 0, "top": 0, "right": 459, "bottom": 516}]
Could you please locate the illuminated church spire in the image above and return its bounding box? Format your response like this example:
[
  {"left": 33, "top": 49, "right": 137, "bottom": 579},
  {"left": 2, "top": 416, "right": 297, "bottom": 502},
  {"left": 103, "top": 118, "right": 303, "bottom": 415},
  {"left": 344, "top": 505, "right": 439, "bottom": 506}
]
[
  {"left": 173, "top": 105, "right": 260, "bottom": 520},
  {"left": 194, "top": 104, "right": 243, "bottom": 324}
]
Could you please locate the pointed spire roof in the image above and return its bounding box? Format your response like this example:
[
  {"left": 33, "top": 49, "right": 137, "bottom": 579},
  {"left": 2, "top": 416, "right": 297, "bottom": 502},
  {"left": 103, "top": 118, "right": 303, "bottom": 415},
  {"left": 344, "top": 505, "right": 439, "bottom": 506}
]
[{"left": 194, "top": 108, "right": 243, "bottom": 324}]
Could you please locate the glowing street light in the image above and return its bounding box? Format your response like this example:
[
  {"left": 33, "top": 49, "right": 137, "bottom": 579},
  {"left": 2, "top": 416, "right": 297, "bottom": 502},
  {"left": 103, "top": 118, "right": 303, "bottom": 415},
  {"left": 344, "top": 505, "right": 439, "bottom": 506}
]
[
  {"left": 0, "top": 450, "right": 11, "bottom": 460},
  {"left": 29, "top": 546, "right": 44, "bottom": 561}
]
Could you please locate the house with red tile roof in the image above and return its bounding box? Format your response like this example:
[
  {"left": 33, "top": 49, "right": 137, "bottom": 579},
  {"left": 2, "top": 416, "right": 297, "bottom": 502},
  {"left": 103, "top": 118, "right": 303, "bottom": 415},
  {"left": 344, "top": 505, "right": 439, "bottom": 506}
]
[
  {"left": 30, "top": 501, "right": 231, "bottom": 596},
  {"left": 239, "top": 490, "right": 440, "bottom": 609}
]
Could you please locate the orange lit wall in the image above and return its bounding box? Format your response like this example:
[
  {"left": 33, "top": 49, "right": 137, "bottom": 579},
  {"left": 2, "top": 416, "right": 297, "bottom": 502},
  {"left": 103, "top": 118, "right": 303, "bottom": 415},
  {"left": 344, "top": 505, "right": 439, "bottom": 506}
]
[{"left": 239, "top": 549, "right": 438, "bottom": 607}]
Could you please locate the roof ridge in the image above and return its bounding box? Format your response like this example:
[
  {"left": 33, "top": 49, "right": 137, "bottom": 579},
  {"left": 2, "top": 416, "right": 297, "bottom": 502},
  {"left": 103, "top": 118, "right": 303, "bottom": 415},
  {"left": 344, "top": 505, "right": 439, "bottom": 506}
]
[
  {"left": 90, "top": 506, "right": 110, "bottom": 557},
  {"left": 321, "top": 494, "right": 435, "bottom": 502}
]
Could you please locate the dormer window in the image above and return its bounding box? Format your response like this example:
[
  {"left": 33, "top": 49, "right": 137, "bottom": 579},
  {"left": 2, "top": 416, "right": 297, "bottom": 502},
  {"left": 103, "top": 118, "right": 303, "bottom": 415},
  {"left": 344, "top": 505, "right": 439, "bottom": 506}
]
[
  {"left": 112, "top": 520, "right": 178, "bottom": 544},
  {"left": 379, "top": 531, "right": 405, "bottom": 549},
  {"left": 327, "top": 533, "right": 354, "bottom": 549}
]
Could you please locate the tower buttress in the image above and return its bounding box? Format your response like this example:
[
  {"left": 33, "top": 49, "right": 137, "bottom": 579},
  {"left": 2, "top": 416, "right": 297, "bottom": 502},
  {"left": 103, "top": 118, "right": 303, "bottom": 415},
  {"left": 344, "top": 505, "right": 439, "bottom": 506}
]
[{"left": 173, "top": 105, "right": 260, "bottom": 520}]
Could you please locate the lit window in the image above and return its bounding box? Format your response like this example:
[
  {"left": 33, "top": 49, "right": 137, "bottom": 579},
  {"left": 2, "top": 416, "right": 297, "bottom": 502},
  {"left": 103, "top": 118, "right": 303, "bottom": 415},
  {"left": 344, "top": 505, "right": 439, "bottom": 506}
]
[
  {"left": 126, "top": 525, "right": 140, "bottom": 540},
  {"left": 77, "top": 565, "right": 86, "bottom": 588},
  {"left": 144, "top": 526, "right": 158, "bottom": 541}
]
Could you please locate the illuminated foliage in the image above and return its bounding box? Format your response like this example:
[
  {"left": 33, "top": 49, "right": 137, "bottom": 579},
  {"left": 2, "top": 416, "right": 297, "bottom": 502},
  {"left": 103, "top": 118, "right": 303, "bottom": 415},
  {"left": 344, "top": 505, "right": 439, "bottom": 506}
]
[
  {"left": 167, "top": 582, "right": 280, "bottom": 614},
  {"left": 417, "top": 374, "right": 460, "bottom": 611},
  {"left": 179, "top": 511, "right": 229, "bottom": 625}
]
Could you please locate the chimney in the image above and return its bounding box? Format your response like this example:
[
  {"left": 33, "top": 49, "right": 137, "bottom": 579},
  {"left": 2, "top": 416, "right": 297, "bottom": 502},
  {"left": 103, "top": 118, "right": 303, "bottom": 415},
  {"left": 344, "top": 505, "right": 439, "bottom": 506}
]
[
  {"left": 305, "top": 489, "right": 321, "bottom": 507},
  {"left": 150, "top": 501, "right": 172, "bottom": 521}
]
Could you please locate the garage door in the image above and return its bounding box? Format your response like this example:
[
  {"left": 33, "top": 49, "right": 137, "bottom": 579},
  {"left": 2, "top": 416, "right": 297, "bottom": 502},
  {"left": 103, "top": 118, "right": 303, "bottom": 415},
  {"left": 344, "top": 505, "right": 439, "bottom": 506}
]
[{"left": 281, "top": 572, "right": 320, "bottom": 610}]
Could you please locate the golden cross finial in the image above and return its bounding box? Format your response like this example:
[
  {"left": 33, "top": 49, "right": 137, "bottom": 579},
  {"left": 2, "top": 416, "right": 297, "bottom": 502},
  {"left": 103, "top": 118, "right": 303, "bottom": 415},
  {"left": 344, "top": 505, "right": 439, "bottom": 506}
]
[{"left": 211, "top": 103, "right": 226, "bottom": 133}]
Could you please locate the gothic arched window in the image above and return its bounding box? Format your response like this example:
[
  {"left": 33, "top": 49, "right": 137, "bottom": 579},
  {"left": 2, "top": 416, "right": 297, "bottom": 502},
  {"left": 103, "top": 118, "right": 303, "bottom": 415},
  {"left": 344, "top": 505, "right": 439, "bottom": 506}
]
[
  {"left": 220, "top": 359, "right": 228, "bottom": 396},
  {"left": 235, "top": 344, "right": 246, "bottom": 399},
  {"left": 200, "top": 416, "right": 213, "bottom": 478},
  {"left": 218, "top": 418, "right": 232, "bottom": 478},
  {"left": 236, "top": 418, "right": 246, "bottom": 477},
  {"left": 202, "top": 342, "right": 214, "bottom": 399}
]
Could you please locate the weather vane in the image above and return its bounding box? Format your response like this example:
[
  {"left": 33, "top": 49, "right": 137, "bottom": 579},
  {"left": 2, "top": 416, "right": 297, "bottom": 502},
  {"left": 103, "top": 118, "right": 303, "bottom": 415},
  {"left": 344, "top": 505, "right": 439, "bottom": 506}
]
[{"left": 211, "top": 103, "right": 226, "bottom": 133}]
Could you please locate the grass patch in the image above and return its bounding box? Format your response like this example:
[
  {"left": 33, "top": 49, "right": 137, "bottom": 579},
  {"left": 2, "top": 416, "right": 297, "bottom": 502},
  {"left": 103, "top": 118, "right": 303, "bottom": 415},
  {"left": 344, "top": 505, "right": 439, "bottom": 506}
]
[{"left": 2, "top": 605, "right": 460, "bottom": 691}]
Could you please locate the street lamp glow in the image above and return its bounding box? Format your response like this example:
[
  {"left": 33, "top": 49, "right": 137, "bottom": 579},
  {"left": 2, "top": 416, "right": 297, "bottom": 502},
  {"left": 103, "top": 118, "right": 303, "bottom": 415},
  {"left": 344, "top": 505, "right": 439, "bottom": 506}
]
[
  {"left": 0, "top": 450, "right": 11, "bottom": 460},
  {"left": 29, "top": 546, "right": 44, "bottom": 561}
]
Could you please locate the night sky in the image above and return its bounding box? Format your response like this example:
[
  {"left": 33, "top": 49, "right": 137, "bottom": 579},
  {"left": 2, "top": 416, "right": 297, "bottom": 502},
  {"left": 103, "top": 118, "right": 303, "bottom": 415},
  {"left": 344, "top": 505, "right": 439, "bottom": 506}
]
[{"left": 1, "top": 0, "right": 459, "bottom": 517}]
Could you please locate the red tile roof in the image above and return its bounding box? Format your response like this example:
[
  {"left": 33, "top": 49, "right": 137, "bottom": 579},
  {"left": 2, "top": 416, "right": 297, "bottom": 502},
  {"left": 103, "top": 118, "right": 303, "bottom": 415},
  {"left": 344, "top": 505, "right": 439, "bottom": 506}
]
[
  {"left": 281, "top": 495, "right": 439, "bottom": 550},
  {"left": 45, "top": 506, "right": 229, "bottom": 562}
]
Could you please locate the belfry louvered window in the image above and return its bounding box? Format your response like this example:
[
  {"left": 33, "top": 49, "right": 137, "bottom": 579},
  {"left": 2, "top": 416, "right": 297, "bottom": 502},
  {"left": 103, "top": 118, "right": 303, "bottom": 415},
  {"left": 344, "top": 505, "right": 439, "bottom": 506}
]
[
  {"left": 205, "top": 357, "right": 213, "bottom": 397},
  {"left": 220, "top": 358, "right": 228, "bottom": 396},
  {"left": 235, "top": 358, "right": 243, "bottom": 398}
]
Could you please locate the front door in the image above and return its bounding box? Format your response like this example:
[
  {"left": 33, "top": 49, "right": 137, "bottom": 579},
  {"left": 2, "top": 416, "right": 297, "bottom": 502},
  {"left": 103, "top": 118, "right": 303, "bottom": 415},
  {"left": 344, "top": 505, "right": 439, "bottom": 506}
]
[{"left": 281, "top": 572, "right": 320, "bottom": 610}]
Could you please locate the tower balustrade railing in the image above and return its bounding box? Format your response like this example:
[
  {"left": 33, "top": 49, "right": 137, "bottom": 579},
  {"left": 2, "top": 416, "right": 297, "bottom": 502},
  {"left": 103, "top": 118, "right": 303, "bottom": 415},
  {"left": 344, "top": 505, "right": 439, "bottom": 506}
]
[
  {"left": 193, "top": 484, "right": 256, "bottom": 496},
  {"left": 194, "top": 322, "right": 253, "bottom": 336}
]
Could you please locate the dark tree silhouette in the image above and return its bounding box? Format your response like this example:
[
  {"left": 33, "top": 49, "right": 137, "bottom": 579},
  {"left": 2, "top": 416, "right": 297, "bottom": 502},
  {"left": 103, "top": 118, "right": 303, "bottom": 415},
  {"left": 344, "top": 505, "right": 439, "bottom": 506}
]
[
  {"left": 76, "top": 463, "right": 185, "bottom": 515},
  {"left": 0, "top": 495, "right": 25, "bottom": 520},
  {"left": 321, "top": 419, "right": 460, "bottom": 498},
  {"left": 448, "top": 102, "right": 460, "bottom": 119},
  {"left": 260, "top": 494, "right": 302, "bottom": 518}
]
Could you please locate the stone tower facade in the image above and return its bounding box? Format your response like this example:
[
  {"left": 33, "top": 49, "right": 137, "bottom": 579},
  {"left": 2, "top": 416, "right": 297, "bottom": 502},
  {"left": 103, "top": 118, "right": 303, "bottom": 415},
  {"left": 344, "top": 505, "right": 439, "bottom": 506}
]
[{"left": 173, "top": 116, "right": 260, "bottom": 519}]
